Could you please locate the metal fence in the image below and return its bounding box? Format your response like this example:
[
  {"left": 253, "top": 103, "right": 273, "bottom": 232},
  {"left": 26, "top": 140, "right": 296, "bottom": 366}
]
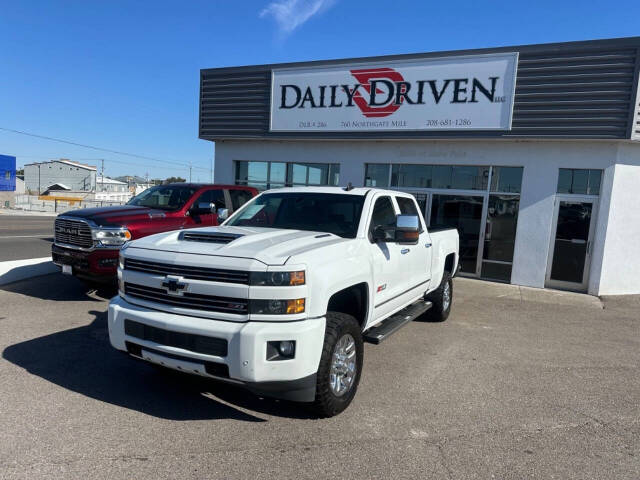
[{"left": 14, "top": 195, "right": 125, "bottom": 213}]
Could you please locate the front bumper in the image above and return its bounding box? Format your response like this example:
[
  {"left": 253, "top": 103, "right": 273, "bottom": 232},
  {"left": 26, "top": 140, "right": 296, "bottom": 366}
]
[
  {"left": 108, "top": 296, "right": 326, "bottom": 402},
  {"left": 52, "top": 244, "right": 119, "bottom": 279}
]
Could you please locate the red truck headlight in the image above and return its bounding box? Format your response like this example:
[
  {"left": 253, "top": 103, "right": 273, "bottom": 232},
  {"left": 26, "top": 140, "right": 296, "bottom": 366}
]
[{"left": 92, "top": 228, "right": 132, "bottom": 246}]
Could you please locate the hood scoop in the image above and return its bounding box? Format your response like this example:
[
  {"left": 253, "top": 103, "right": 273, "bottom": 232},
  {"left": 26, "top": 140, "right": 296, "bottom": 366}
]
[{"left": 179, "top": 231, "right": 244, "bottom": 244}]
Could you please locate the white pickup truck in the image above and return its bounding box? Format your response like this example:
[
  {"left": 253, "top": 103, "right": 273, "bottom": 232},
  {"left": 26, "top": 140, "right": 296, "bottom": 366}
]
[{"left": 108, "top": 187, "right": 459, "bottom": 416}]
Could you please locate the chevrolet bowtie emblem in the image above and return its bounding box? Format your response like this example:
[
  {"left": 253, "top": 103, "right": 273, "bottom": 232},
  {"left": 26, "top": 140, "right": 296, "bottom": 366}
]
[{"left": 162, "top": 276, "right": 187, "bottom": 295}]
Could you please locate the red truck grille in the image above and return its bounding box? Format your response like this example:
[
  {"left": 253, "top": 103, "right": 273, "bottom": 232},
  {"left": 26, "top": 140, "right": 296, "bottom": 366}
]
[{"left": 54, "top": 218, "right": 93, "bottom": 248}]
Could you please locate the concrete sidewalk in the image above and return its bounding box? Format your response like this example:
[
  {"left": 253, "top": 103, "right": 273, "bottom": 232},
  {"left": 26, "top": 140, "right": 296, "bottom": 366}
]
[{"left": 0, "top": 257, "right": 57, "bottom": 286}]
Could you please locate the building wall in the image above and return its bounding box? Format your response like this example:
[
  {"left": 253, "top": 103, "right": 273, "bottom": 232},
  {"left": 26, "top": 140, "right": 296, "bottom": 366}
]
[
  {"left": 215, "top": 139, "right": 630, "bottom": 293},
  {"left": 24, "top": 162, "right": 96, "bottom": 193},
  {"left": 0, "top": 154, "right": 16, "bottom": 191},
  {"left": 589, "top": 144, "right": 640, "bottom": 295}
]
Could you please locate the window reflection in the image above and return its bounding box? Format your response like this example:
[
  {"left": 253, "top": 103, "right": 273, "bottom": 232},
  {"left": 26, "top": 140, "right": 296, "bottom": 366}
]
[{"left": 235, "top": 161, "right": 340, "bottom": 190}]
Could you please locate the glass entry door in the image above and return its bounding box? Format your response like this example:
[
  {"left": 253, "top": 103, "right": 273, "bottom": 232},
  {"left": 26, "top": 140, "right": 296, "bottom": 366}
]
[
  {"left": 545, "top": 198, "right": 598, "bottom": 291},
  {"left": 430, "top": 194, "right": 485, "bottom": 275}
]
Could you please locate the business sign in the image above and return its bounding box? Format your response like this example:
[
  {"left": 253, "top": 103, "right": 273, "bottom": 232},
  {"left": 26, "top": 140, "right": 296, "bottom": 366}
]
[{"left": 270, "top": 53, "right": 518, "bottom": 132}]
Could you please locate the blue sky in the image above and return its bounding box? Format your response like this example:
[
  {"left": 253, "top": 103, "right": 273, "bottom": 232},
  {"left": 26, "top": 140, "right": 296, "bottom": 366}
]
[{"left": 1, "top": 0, "right": 639, "bottom": 181}]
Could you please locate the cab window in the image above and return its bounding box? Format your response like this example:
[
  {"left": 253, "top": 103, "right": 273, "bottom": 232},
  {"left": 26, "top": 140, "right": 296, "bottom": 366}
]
[
  {"left": 368, "top": 196, "right": 396, "bottom": 241},
  {"left": 229, "top": 189, "right": 254, "bottom": 211},
  {"left": 193, "top": 189, "right": 227, "bottom": 210}
]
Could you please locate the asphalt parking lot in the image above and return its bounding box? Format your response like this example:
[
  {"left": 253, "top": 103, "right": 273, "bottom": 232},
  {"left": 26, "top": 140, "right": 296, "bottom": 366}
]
[
  {"left": 0, "top": 274, "right": 638, "bottom": 479},
  {"left": 0, "top": 214, "right": 54, "bottom": 261}
]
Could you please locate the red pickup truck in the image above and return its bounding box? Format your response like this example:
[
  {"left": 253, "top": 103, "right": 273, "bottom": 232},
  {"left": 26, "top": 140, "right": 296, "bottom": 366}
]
[{"left": 52, "top": 183, "right": 258, "bottom": 284}]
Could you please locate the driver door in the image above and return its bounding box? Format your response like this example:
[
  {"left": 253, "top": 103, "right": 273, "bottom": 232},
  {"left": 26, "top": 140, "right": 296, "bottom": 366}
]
[
  {"left": 184, "top": 189, "right": 226, "bottom": 228},
  {"left": 368, "top": 195, "right": 405, "bottom": 322}
]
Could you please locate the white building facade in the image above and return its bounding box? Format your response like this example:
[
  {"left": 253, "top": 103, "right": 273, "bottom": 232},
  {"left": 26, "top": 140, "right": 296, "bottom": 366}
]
[
  {"left": 200, "top": 37, "right": 640, "bottom": 296},
  {"left": 95, "top": 176, "right": 132, "bottom": 202}
]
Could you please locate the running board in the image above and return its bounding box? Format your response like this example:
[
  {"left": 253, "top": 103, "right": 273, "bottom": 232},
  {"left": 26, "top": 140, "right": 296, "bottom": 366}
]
[{"left": 363, "top": 300, "right": 432, "bottom": 344}]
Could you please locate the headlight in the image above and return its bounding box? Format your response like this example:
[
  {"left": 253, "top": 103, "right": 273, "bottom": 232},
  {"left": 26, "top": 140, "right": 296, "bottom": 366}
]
[
  {"left": 250, "top": 271, "right": 305, "bottom": 286},
  {"left": 250, "top": 298, "right": 305, "bottom": 315},
  {"left": 92, "top": 228, "right": 132, "bottom": 246}
]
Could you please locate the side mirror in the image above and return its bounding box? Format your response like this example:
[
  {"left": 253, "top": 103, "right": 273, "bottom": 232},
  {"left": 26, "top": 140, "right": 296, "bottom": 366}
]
[
  {"left": 217, "top": 208, "right": 229, "bottom": 221},
  {"left": 394, "top": 214, "right": 420, "bottom": 244},
  {"left": 190, "top": 202, "right": 216, "bottom": 216},
  {"left": 372, "top": 225, "right": 388, "bottom": 242}
]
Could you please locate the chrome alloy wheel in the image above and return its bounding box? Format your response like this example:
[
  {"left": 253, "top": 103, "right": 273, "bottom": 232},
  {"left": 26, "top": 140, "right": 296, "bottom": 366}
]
[
  {"left": 329, "top": 333, "right": 357, "bottom": 397},
  {"left": 443, "top": 280, "right": 451, "bottom": 311}
]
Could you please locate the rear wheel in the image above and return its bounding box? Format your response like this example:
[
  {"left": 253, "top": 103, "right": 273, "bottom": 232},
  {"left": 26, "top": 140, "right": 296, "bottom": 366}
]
[
  {"left": 425, "top": 273, "right": 453, "bottom": 322},
  {"left": 312, "top": 312, "right": 363, "bottom": 417}
]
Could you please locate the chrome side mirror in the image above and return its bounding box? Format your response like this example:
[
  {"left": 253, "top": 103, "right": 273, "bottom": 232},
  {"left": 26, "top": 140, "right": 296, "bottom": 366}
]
[
  {"left": 191, "top": 202, "right": 216, "bottom": 215},
  {"left": 395, "top": 214, "right": 420, "bottom": 244},
  {"left": 217, "top": 208, "right": 229, "bottom": 221}
]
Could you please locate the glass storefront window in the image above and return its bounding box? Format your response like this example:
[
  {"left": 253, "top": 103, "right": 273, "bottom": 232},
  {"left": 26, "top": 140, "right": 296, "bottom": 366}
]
[
  {"left": 389, "top": 164, "right": 489, "bottom": 190},
  {"left": 491, "top": 167, "right": 523, "bottom": 193},
  {"left": 391, "top": 164, "right": 432, "bottom": 188},
  {"left": 365, "top": 164, "right": 390, "bottom": 187},
  {"left": 451, "top": 166, "right": 489, "bottom": 190},
  {"left": 270, "top": 162, "right": 286, "bottom": 184},
  {"left": 430, "top": 194, "right": 484, "bottom": 273},
  {"left": 235, "top": 161, "right": 340, "bottom": 190},
  {"left": 557, "top": 168, "right": 602, "bottom": 195},
  {"left": 483, "top": 195, "right": 520, "bottom": 263}
]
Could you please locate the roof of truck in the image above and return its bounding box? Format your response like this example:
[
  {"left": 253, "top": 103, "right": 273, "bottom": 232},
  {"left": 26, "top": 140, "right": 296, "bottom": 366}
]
[{"left": 263, "top": 186, "right": 412, "bottom": 196}]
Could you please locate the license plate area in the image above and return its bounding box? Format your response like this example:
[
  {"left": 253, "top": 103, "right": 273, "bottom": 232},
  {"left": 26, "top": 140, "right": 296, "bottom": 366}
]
[{"left": 62, "top": 264, "right": 72, "bottom": 275}]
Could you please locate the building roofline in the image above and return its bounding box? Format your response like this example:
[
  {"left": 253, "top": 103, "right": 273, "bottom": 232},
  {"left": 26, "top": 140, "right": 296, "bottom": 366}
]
[
  {"left": 23, "top": 159, "right": 97, "bottom": 171},
  {"left": 200, "top": 36, "right": 640, "bottom": 74}
]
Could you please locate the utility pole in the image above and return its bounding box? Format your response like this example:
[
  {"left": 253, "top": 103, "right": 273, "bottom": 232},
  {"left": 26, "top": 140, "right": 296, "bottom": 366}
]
[
  {"left": 189, "top": 161, "right": 192, "bottom": 183},
  {"left": 211, "top": 155, "right": 214, "bottom": 183},
  {"left": 100, "top": 159, "right": 104, "bottom": 193}
]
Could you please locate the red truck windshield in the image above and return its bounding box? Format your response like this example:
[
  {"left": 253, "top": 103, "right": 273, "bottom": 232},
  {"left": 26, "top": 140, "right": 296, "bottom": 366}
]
[
  {"left": 127, "top": 185, "right": 198, "bottom": 211},
  {"left": 227, "top": 192, "right": 365, "bottom": 238}
]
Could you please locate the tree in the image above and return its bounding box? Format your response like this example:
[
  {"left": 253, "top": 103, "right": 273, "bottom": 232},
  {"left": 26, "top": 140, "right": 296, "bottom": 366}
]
[{"left": 164, "top": 176, "right": 186, "bottom": 184}]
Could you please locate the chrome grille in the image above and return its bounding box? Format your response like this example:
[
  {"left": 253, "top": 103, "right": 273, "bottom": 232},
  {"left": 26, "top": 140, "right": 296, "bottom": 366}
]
[
  {"left": 54, "top": 218, "right": 93, "bottom": 248},
  {"left": 124, "top": 258, "right": 250, "bottom": 284},
  {"left": 124, "top": 282, "right": 248, "bottom": 314}
]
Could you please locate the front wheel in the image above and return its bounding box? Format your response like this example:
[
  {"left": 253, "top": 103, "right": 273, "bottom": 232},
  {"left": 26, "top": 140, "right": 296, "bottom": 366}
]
[
  {"left": 425, "top": 273, "right": 453, "bottom": 322},
  {"left": 312, "top": 312, "right": 363, "bottom": 417}
]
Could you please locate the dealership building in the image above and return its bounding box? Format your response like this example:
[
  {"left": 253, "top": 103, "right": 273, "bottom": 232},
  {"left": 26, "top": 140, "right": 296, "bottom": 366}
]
[{"left": 199, "top": 37, "right": 640, "bottom": 296}]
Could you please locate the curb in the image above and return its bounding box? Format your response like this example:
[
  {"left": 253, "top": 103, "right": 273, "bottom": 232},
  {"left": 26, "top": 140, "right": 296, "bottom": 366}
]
[{"left": 0, "top": 257, "right": 58, "bottom": 286}]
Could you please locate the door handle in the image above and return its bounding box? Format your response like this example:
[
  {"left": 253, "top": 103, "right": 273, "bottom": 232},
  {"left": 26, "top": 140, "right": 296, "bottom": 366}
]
[
  {"left": 401, "top": 248, "right": 410, "bottom": 254},
  {"left": 425, "top": 243, "right": 432, "bottom": 248}
]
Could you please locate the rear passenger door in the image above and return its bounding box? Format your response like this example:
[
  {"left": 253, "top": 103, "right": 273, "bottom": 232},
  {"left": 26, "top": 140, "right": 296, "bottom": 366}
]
[{"left": 396, "top": 195, "right": 432, "bottom": 293}]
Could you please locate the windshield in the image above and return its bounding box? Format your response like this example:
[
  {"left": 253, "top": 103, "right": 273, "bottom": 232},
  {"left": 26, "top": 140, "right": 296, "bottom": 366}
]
[
  {"left": 227, "top": 192, "right": 365, "bottom": 238},
  {"left": 127, "top": 185, "right": 198, "bottom": 211}
]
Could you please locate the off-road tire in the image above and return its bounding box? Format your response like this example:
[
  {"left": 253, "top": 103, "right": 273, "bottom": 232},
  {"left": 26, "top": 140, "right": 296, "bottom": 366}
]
[
  {"left": 312, "top": 312, "right": 363, "bottom": 417},
  {"left": 425, "top": 273, "right": 453, "bottom": 322}
]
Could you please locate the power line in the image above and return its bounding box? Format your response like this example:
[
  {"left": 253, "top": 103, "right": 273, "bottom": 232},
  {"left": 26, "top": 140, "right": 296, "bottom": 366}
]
[{"left": 0, "top": 127, "right": 211, "bottom": 171}]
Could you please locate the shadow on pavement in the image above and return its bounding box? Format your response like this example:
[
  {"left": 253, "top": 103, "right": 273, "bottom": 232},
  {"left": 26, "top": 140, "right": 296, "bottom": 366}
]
[
  {"left": 2, "top": 309, "right": 315, "bottom": 422},
  {"left": 0, "top": 272, "right": 117, "bottom": 301}
]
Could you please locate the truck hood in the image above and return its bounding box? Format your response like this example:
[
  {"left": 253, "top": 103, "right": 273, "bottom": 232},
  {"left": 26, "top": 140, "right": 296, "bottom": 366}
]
[
  {"left": 60, "top": 205, "right": 169, "bottom": 227},
  {"left": 126, "top": 226, "right": 348, "bottom": 265}
]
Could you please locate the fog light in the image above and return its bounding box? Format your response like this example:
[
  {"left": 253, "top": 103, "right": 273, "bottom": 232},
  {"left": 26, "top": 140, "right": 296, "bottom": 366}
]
[
  {"left": 279, "top": 340, "right": 295, "bottom": 356},
  {"left": 267, "top": 340, "right": 296, "bottom": 360}
]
